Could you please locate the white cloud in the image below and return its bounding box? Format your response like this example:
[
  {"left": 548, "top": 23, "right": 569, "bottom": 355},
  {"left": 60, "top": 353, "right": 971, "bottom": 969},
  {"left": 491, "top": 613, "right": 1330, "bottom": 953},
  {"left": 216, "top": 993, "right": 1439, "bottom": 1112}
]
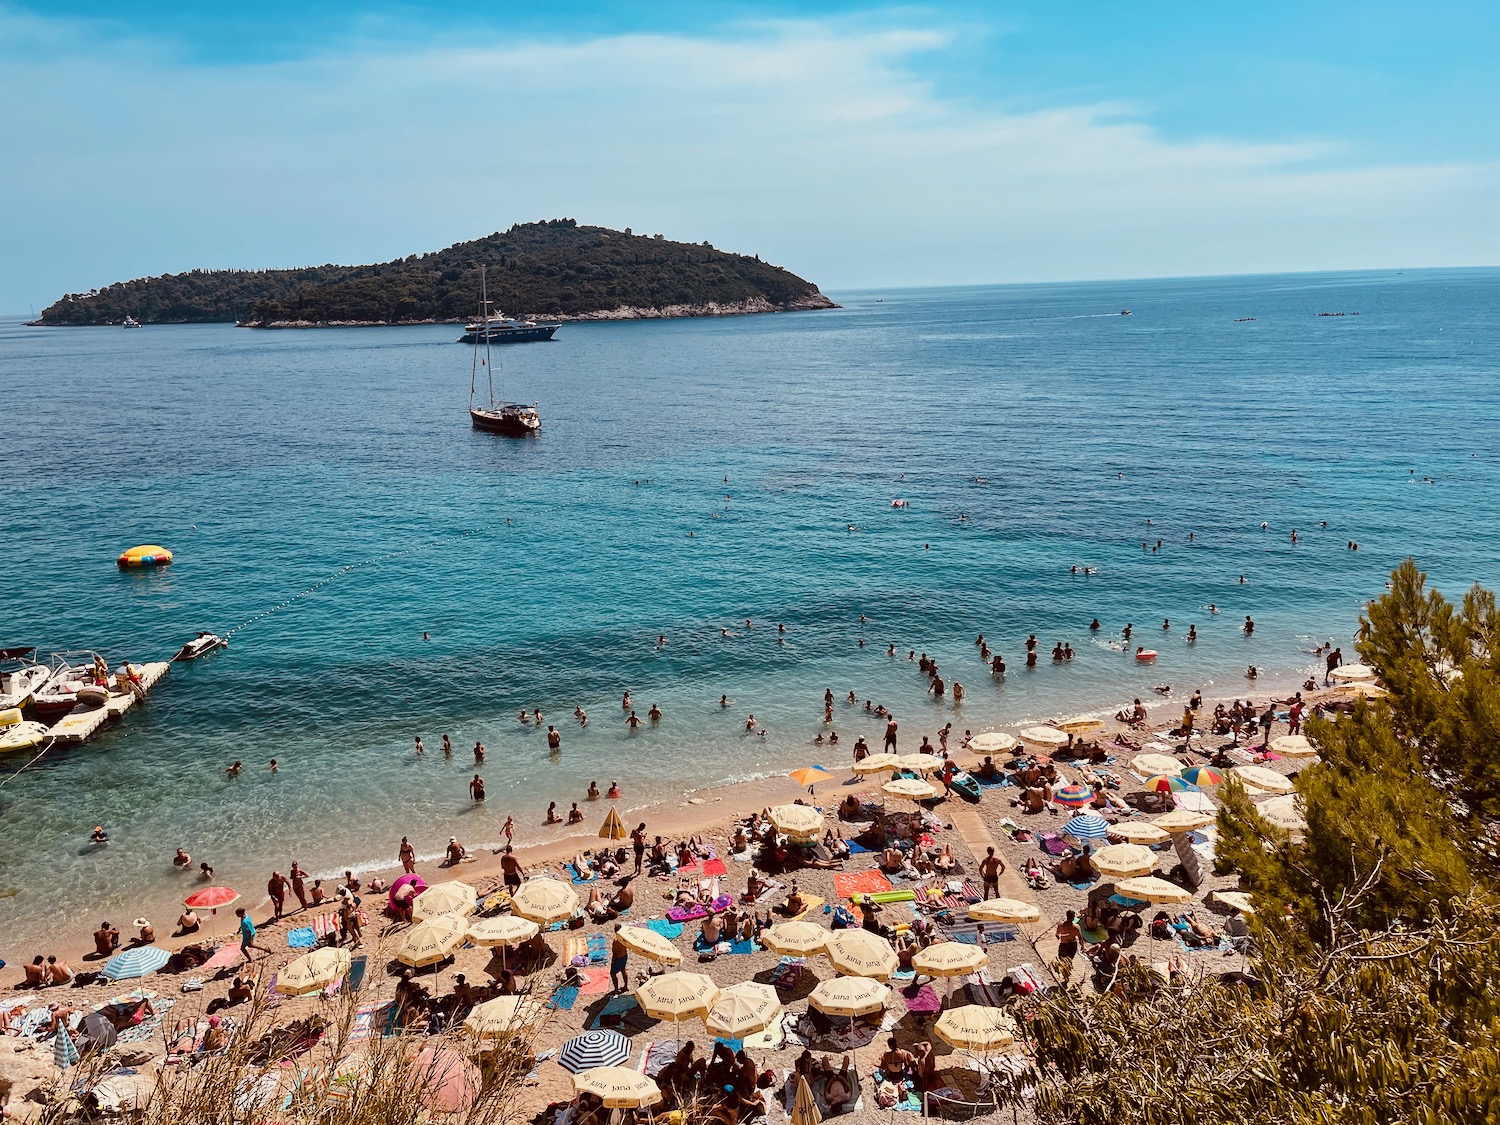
[{"left": 1, "top": 11, "right": 1496, "bottom": 311}]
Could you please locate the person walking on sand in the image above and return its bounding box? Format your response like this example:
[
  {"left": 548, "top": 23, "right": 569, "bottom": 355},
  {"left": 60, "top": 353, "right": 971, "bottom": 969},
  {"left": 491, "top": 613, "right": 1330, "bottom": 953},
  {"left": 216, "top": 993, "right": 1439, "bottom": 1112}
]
[
  {"left": 501, "top": 847, "right": 525, "bottom": 893},
  {"left": 290, "top": 861, "right": 309, "bottom": 911},
  {"left": 267, "top": 871, "right": 288, "bottom": 919},
  {"left": 235, "top": 907, "right": 268, "bottom": 962},
  {"left": 1325, "top": 646, "right": 1343, "bottom": 685},
  {"left": 1259, "top": 703, "right": 1276, "bottom": 748},
  {"left": 884, "top": 716, "right": 898, "bottom": 752},
  {"left": 979, "top": 847, "right": 1005, "bottom": 901},
  {"left": 399, "top": 837, "right": 417, "bottom": 874},
  {"left": 502, "top": 816, "right": 515, "bottom": 845},
  {"left": 631, "top": 822, "right": 647, "bottom": 875},
  {"left": 610, "top": 924, "right": 630, "bottom": 991}
]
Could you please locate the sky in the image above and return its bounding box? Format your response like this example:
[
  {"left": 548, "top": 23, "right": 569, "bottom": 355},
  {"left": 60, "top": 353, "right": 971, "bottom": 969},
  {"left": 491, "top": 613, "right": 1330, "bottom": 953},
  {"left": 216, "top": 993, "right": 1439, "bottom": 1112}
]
[{"left": 3, "top": 1, "right": 1499, "bottom": 312}]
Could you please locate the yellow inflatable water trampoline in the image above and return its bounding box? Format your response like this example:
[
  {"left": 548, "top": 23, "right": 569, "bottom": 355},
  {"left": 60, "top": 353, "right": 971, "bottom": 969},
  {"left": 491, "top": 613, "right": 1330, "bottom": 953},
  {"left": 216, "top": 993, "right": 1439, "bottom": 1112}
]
[{"left": 117, "top": 544, "right": 173, "bottom": 568}]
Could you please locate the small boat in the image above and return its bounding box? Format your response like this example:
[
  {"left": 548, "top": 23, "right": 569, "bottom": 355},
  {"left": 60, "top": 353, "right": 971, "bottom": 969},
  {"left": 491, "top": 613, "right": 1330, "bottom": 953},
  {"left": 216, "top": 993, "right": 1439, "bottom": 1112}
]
[
  {"left": 467, "top": 266, "right": 541, "bottom": 437},
  {"left": 30, "top": 651, "right": 106, "bottom": 719},
  {"left": 1119, "top": 309, "right": 1132, "bottom": 316},
  {"left": 0, "top": 717, "right": 51, "bottom": 754},
  {"left": 175, "top": 632, "right": 227, "bottom": 661},
  {"left": 122, "top": 316, "right": 141, "bottom": 328},
  {"left": 948, "top": 771, "right": 982, "bottom": 803},
  {"left": 118, "top": 544, "right": 173, "bottom": 568},
  {"left": 0, "top": 647, "right": 52, "bottom": 710}
]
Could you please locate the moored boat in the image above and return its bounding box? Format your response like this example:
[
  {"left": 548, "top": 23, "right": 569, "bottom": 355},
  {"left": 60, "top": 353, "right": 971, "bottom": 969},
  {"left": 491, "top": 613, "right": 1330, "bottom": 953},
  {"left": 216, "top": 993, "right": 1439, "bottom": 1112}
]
[
  {"left": 0, "top": 647, "right": 52, "bottom": 710},
  {"left": 0, "top": 718, "right": 50, "bottom": 754},
  {"left": 458, "top": 314, "right": 559, "bottom": 344},
  {"left": 175, "top": 632, "right": 227, "bottom": 661},
  {"left": 468, "top": 266, "right": 541, "bottom": 437}
]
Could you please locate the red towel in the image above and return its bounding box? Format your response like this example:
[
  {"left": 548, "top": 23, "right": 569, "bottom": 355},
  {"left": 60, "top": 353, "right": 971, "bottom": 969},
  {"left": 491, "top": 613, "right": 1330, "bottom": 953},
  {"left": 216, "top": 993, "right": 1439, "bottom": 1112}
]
[
  {"left": 702, "top": 857, "right": 728, "bottom": 877},
  {"left": 833, "top": 870, "right": 894, "bottom": 899}
]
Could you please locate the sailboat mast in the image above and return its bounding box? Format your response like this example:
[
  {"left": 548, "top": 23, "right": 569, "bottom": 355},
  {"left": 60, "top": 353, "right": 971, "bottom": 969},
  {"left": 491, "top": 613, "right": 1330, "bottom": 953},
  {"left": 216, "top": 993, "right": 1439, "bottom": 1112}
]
[
  {"left": 484, "top": 267, "right": 496, "bottom": 408},
  {"left": 470, "top": 266, "right": 482, "bottom": 409}
]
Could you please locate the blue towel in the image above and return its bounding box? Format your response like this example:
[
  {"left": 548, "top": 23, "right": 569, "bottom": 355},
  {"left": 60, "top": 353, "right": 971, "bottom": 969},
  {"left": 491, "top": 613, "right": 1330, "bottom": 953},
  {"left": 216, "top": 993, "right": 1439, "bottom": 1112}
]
[
  {"left": 975, "top": 775, "right": 1009, "bottom": 787},
  {"left": 546, "top": 985, "right": 580, "bottom": 1011},
  {"left": 646, "top": 919, "right": 684, "bottom": 940},
  {"left": 586, "top": 933, "right": 609, "bottom": 964},
  {"left": 715, "top": 1037, "right": 743, "bottom": 1052},
  {"left": 729, "top": 938, "right": 760, "bottom": 955},
  {"left": 847, "top": 840, "right": 872, "bottom": 854},
  {"left": 286, "top": 927, "right": 317, "bottom": 949},
  {"left": 589, "top": 995, "right": 643, "bottom": 1030},
  {"left": 568, "top": 864, "right": 597, "bottom": 885}
]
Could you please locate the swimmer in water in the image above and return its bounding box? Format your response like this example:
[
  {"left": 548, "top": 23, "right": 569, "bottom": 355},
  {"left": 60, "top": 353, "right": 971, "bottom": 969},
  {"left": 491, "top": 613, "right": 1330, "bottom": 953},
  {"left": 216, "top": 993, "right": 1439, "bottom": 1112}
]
[
  {"left": 745, "top": 714, "right": 757, "bottom": 732},
  {"left": 719, "top": 695, "right": 730, "bottom": 708},
  {"left": 90, "top": 825, "right": 109, "bottom": 843}
]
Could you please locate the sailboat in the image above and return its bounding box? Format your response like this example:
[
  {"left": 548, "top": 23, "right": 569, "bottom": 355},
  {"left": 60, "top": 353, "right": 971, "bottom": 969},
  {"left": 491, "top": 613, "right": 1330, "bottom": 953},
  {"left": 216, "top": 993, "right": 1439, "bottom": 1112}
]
[{"left": 468, "top": 266, "right": 540, "bottom": 437}]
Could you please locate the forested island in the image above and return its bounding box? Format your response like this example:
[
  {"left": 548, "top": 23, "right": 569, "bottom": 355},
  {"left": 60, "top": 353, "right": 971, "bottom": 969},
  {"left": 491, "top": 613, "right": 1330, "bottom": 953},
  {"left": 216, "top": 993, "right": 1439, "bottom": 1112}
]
[{"left": 31, "top": 220, "right": 837, "bottom": 327}]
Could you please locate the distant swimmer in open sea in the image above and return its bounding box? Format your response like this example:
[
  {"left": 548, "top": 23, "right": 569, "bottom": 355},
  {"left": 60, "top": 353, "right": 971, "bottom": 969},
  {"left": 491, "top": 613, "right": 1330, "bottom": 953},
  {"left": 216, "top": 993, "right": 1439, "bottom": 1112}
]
[
  {"left": 1188, "top": 625, "right": 1197, "bottom": 642},
  {"left": 1244, "top": 616, "right": 1255, "bottom": 635},
  {"left": 173, "top": 847, "right": 191, "bottom": 869},
  {"left": 719, "top": 695, "right": 730, "bottom": 708},
  {"left": 1162, "top": 619, "right": 1170, "bottom": 631},
  {"left": 90, "top": 825, "right": 109, "bottom": 844},
  {"left": 547, "top": 725, "right": 561, "bottom": 751},
  {"left": 608, "top": 781, "right": 621, "bottom": 798},
  {"left": 442, "top": 734, "right": 452, "bottom": 756},
  {"left": 1123, "top": 624, "right": 1133, "bottom": 641},
  {"left": 648, "top": 703, "right": 662, "bottom": 723},
  {"left": 226, "top": 761, "right": 243, "bottom": 777},
  {"left": 622, "top": 692, "right": 632, "bottom": 710},
  {"left": 745, "top": 714, "right": 757, "bottom": 732},
  {"left": 588, "top": 780, "right": 600, "bottom": 800},
  {"left": 518, "top": 710, "right": 530, "bottom": 724},
  {"left": 1209, "top": 603, "right": 1218, "bottom": 614},
  {"left": 414, "top": 736, "right": 424, "bottom": 755},
  {"left": 474, "top": 741, "right": 486, "bottom": 763},
  {"left": 626, "top": 710, "right": 643, "bottom": 731},
  {"left": 1090, "top": 619, "right": 1100, "bottom": 630}
]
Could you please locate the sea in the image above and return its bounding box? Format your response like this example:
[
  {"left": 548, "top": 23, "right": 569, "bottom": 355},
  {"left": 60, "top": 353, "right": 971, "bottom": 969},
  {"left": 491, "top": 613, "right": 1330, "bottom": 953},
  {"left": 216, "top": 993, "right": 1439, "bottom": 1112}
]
[{"left": 2, "top": 267, "right": 1498, "bottom": 951}]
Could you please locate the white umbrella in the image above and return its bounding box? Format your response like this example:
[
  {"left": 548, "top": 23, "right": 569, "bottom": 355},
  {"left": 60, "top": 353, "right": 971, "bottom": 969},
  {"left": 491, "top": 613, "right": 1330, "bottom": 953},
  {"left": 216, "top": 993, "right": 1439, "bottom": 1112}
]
[
  {"left": 1255, "top": 794, "right": 1307, "bottom": 832},
  {"left": 1090, "top": 843, "right": 1156, "bottom": 878},
  {"left": 967, "top": 732, "right": 1019, "bottom": 753},
  {"left": 1269, "top": 734, "right": 1317, "bottom": 758},
  {"left": 883, "top": 778, "right": 937, "bottom": 801},
  {"left": 1328, "top": 663, "right": 1377, "bottom": 682},
  {"left": 852, "top": 753, "right": 901, "bottom": 774},
  {"left": 1020, "top": 726, "right": 1069, "bottom": 748},
  {"left": 1231, "top": 766, "right": 1294, "bottom": 795},
  {"left": 1131, "top": 753, "right": 1183, "bottom": 776},
  {"left": 968, "top": 898, "right": 1041, "bottom": 924}
]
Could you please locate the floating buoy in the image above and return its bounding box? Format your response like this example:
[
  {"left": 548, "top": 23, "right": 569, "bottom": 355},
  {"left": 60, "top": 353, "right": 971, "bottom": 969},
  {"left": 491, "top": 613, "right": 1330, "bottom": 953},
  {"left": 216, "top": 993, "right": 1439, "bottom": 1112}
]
[
  {"left": 117, "top": 544, "right": 173, "bottom": 568},
  {"left": 1135, "top": 649, "right": 1158, "bottom": 662}
]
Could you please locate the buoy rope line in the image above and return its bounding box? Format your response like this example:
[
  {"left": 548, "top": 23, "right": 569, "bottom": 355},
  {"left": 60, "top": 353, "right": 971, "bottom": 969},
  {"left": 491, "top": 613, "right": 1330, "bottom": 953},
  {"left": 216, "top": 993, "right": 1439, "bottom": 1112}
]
[{"left": 0, "top": 736, "right": 60, "bottom": 790}]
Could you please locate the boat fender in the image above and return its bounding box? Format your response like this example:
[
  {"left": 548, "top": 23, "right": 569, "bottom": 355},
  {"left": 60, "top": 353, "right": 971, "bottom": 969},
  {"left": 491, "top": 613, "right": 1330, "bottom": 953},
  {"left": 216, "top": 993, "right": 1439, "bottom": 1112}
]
[{"left": 0, "top": 707, "right": 21, "bottom": 729}]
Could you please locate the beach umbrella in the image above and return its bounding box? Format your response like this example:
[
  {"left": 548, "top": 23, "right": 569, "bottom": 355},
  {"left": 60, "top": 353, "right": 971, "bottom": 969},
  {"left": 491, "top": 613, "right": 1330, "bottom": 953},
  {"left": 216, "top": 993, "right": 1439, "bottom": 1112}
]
[
  {"left": 1051, "top": 783, "right": 1095, "bottom": 808},
  {"left": 99, "top": 945, "right": 170, "bottom": 982},
  {"left": 558, "top": 1030, "right": 631, "bottom": 1074},
  {"left": 396, "top": 912, "right": 467, "bottom": 967},
  {"left": 53, "top": 1025, "right": 80, "bottom": 1070},
  {"left": 792, "top": 1074, "right": 822, "bottom": 1125},
  {"left": 1055, "top": 717, "right": 1105, "bottom": 735},
  {"left": 808, "top": 976, "right": 891, "bottom": 1017},
  {"left": 1108, "top": 821, "right": 1170, "bottom": 845},
  {"left": 1090, "top": 843, "right": 1156, "bottom": 878},
  {"left": 706, "top": 982, "right": 782, "bottom": 1039},
  {"left": 87, "top": 1073, "right": 154, "bottom": 1113},
  {"left": 599, "top": 807, "right": 627, "bottom": 840},
  {"left": 1329, "top": 663, "right": 1377, "bottom": 682},
  {"left": 617, "top": 925, "right": 684, "bottom": 965},
  {"left": 1213, "top": 890, "right": 1256, "bottom": 916},
  {"left": 323, "top": 1055, "right": 372, "bottom": 1101},
  {"left": 1270, "top": 734, "right": 1317, "bottom": 758},
  {"left": 892, "top": 754, "right": 942, "bottom": 774},
  {"left": 1173, "top": 789, "right": 1218, "bottom": 813},
  {"left": 852, "top": 752, "right": 901, "bottom": 774},
  {"left": 413, "top": 880, "right": 477, "bottom": 920},
  {"left": 1179, "top": 765, "right": 1224, "bottom": 787},
  {"left": 761, "top": 920, "right": 829, "bottom": 956},
  {"left": 969, "top": 898, "right": 1041, "bottom": 924},
  {"left": 277, "top": 947, "right": 351, "bottom": 996},
  {"left": 79, "top": 1012, "right": 116, "bottom": 1051},
  {"left": 824, "top": 930, "right": 898, "bottom": 979},
  {"left": 935, "top": 1006, "right": 1016, "bottom": 1053},
  {"left": 463, "top": 996, "right": 543, "bottom": 1041},
  {"left": 1255, "top": 794, "right": 1307, "bottom": 833},
  {"left": 573, "top": 1067, "right": 662, "bottom": 1109},
  {"left": 768, "top": 803, "right": 823, "bottom": 839},
  {"left": 1131, "top": 753, "right": 1182, "bottom": 776},
  {"left": 1333, "top": 681, "right": 1387, "bottom": 700},
  {"left": 1144, "top": 773, "right": 1195, "bottom": 794},
  {"left": 1114, "top": 876, "right": 1193, "bottom": 904},
  {"left": 467, "top": 914, "right": 539, "bottom": 948},
  {"left": 635, "top": 971, "right": 719, "bottom": 1022},
  {"left": 410, "top": 1045, "right": 480, "bottom": 1114},
  {"left": 789, "top": 765, "right": 833, "bottom": 790},
  {"left": 1153, "top": 809, "right": 1215, "bottom": 833},
  {"left": 183, "top": 886, "right": 240, "bottom": 910},
  {"left": 1061, "top": 813, "right": 1111, "bottom": 846},
  {"left": 912, "top": 941, "right": 986, "bottom": 978},
  {"left": 967, "top": 732, "right": 1018, "bottom": 753},
  {"left": 883, "top": 777, "right": 937, "bottom": 801},
  {"left": 510, "top": 879, "right": 579, "bottom": 924},
  {"left": 1020, "top": 726, "right": 1069, "bottom": 748},
  {"left": 1231, "top": 765, "right": 1294, "bottom": 794}
]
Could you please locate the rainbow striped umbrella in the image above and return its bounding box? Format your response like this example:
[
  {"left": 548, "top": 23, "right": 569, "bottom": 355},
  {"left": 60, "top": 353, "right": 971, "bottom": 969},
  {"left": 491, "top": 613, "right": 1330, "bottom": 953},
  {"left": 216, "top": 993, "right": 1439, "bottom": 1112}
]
[
  {"left": 1051, "top": 783, "right": 1094, "bottom": 808},
  {"left": 1179, "top": 765, "right": 1224, "bottom": 787},
  {"left": 1144, "top": 774, "right": 1196, "bottom": 794}
]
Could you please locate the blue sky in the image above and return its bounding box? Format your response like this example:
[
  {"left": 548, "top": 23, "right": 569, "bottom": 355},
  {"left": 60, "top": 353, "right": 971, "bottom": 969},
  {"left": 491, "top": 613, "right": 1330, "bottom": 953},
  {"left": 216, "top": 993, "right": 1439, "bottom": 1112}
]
[{"left": 3, "top": 1, "right": 1497, "bottom": 311}]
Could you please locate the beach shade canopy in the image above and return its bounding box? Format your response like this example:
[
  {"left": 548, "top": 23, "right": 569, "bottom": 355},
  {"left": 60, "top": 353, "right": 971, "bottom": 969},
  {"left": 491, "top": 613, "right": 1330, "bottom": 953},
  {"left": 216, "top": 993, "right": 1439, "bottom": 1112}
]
[
  {"left": 969, "top": 898, "right": 1042, "bottom": 924},
  {"left": 617, "top": 925, "right": 684, "bottom": 965},
  {"left": 1212, "top": 890, "right": 1256, "bottom": 916},
  {"left": 1329, "top": 663, "right": 1378, "bottom": 682},
  {"left": 1021, "top": 726, "right": 1070, "bottom": 747},
  {"left": 635, "top": 971, "right": 719, "bottom": 1022},
  {"left": 1179, "top": 765, "right": 1224, "bottom": 787},
  {"left": 599, "top": 807, "right": 628, "bottom": 840},
  {"left": 464, "top": 996, "right": 544, "bottom": 1041},
  {"left": 1144, "top": 773, "right": 1195, "bottom": 794},
  {"left": 277, "top": 947, "right": 351, "bottom": 996},
  {"left": 892, "top": 754, "right": 943, "bottom": 774},
  {"left": 808, "top": 975, "right": 891, "bottom": 1017},
  {"left": 1270, "top": 734, "right": 1317, "bottom": 758},
  {"left": 413, "top": 881, "right": 477, "bottom": 920},
  {"left": 706, "top": 982, "right": 782, "bottom": 1039},
  {"left": 1231, "top": 765, "right": 1294, "bottom": 795},
  {"left": 792, "top": 1074, "right": 822, "bottom": 1125},
  {"left": 1131, "top": 753, "right": 1183, "bottom": 776},
  {"left": 1333, "top": 681, "right": 1388, "bottom": 700},
  {"left": 1090, "top": 843, "right": 1157, "bottom": 879},
  {"left": 852, "top": 752, "right": 901, "bottom": 774},
  {"left": 99, "top": 945, "right": 170, "bottom": 981},
  {"left": 968, "top": 732, "right": 1019, "bottom": 753},
  {"left": 761, "top": 920, "right": 829, "bottom": 956},
  {"left": 1153, "top": 809, "right": 1215, "bottom": 833},
  {"left": 54, "top": 1025, "right": 80, "bottom": 1070},
  {"left": 467, "top": 914, "right": 539, "bottom": 948},
  {"left": 510, "top": 879, "right": 580, "bottom": 924},
  {"left": 79, "top": 1012, "right": 117, "bottom": 1051},
  {"left": 883, "top": 778, "right": 938, "bottom": 801},
  {"left": 935, "top": 1006, "right": 1017, "bottom": 1053},
  {"left": 1255, "top": 794, "right": 1308, "bottom": 833},
  {"left": 789, "top": 765, "right": 833, "bottom": 788},
  {"left": 396, "top": 913, "right": 467, "bottom": 967},
  {"left": 768, "top": 803, "right": 823, "bottom": 839},
  {"left": 824, "top": 930, "right": 898, "bottom": 979},
  {"left": 324, "top": 1055, "right": 373, "bottom": 1101},
  {"left": 411, "top": 1046, "right": 481, "bottom": 1114},
  {"left": 1108, "top": 821, "right": 1171, "bottom": 845},
  {"left": 1173, "top": 789, "right": 1218, "bottom": 814},
  {"left": 558, "top": 1030, "right": 631, "bottom": 1074},
  {"left": 1114, "top": 876, "right": 1194, "bottom": 904},
  {"left": 573, "top": 1067, "right": 662, "bottom": 1109},
  {"left": 1051, "top": 783, "right": 1095, "bottom": 808},
  {"left": 1055, "top": 716, "right": 1105, "bottom": 735},
  {"left": 183, "top": 886, "right": 240, "bottom": 910},
  {"left": 1061, "top": 813, "right": 1112, "bottom": 845},
  {"left": 912, "top": 941, "right": 987, "bottom": 978}
]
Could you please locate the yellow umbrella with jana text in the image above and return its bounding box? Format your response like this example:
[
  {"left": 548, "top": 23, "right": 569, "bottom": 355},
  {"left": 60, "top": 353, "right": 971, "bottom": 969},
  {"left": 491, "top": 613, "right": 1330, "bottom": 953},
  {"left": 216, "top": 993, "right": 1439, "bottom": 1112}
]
[
  {"left": 616, "top": 925, "right": 683, "bottom": 965},
  {"left": 768, "top": 803, "right": 823, "bottom": 839},
  {"left": 808, "top": 976, "right": 890, "bottom": 1017},
  {"left": 761, "top": 920, "right": 828, "bottom": 957},
  {"left": 1109, "top": 821, "right": 1170, "bottom": 845},
  {"left": 573, "top": 1068, "right": 662, "bottom": 1109},
  {"left": 969, "top": 898, "right": 1041, "bottom": 924},
  {"left": 935, "top": 1005, "right": 1016, "bottom": 1053},
  {"left": 599, "top": 807, "right": 628, "bottom": 841},
  {"left": 852, "top": 753, "right": 901, "bottom": 774},
  {"left": 396, "top": 913, "right": 467, "bottom": 968},
  {"left": 1113, "top": 876, "right": 1193, "bottom": 905},
  {"left": 509, "top": 879, "right": 579, "bottom": 924},
  {"left": 911, "top": 941, "right": 986, "bottom": 978},
  {"left": 792, "top": 1074, "right": 821, "bottom": 1125},
  {"left": 277, "top": 947, "right": 350, "bottom": 996},
  {"left": 1090, "top": 843, "right": 1157, "bottom": 879},
  {"left": 883, "top": 777, "right": 937, "bottom": 801},
  {"left": 413, "top": 881, "right": 477, "bottom": 920}
]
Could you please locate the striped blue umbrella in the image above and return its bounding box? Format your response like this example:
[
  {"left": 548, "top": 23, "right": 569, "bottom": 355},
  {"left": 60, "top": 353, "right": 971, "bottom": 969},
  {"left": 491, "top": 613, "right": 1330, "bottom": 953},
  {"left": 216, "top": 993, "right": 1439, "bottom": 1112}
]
[
  {"left": 53, "top": 1026, "right": 80, "bottom": 1070},
  {"left": 558, "top": 1030, "right": 631, "bottom": 1074},
  {"left": 1062, "top": 813, "right": 1112, "bottom": 845},
  {"left": 100, "top": 945, "right": 170, "bottom": 981}
]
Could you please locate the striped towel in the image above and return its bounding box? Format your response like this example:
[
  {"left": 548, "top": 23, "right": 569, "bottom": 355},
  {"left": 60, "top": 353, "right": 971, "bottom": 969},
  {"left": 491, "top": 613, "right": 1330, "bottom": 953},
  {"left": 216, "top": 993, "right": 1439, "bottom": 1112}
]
[{"left": 563, "top": 935, "right": 587, "bottom": 965}]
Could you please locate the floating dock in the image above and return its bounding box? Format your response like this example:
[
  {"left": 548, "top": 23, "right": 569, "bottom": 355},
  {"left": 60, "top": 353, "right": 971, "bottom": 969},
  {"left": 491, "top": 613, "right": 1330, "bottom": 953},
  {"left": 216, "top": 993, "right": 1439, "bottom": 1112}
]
[{"left": 47, "top": 661, "right": 171, "bottom": 743}]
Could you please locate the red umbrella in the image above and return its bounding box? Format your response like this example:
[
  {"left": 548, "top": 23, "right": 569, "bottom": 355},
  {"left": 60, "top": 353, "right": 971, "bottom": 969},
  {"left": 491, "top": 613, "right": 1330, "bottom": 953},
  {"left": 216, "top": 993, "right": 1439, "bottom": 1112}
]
[
  {"left": 184, "top": 886, "right": 240, "bottom": 910},
  {"left": 410, "top": 1046, "right": 480, "bottom": 1114}
]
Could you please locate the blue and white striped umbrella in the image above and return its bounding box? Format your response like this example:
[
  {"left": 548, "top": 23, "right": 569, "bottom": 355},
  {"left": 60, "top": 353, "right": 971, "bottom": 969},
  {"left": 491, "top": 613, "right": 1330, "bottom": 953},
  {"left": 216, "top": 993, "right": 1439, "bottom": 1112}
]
[
  {"left": 100, "top": 945, "right": 170, "bottom": 981},
  {"left": 54, "top": 1026, "right": 80, "bottom": 1070},
  {"left": 1062, "top": 813, "right": 1112, "bottom": 845},
  {"left": 558, "top": 1030, "right": 632, "bottom": 1074}
]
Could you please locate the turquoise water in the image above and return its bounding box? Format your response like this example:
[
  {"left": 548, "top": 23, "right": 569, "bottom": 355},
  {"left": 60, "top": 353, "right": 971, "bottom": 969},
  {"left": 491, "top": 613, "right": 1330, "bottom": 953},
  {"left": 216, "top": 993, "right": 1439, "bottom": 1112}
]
[{"left": 3, "top": 268, "right": 1499, "bottom": 950}]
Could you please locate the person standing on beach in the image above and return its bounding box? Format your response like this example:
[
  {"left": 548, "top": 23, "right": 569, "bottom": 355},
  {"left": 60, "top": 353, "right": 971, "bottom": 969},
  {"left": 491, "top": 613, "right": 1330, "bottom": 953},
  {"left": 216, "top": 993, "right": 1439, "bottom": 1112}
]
[
  {"left": 340, "top": 897, "right": 362, "bottom": 948},
  {"left": 1259, "top": 703, "right": 1276, "bottom": 747},
  {"left": 501, "top": 847, "right": 525, "bottom": 893},
  {"left": 1325, "top": 647, "right": 1343, "bottom": 684},
  {"left": 547, "top": 725, "right": 561, "bottom": 752},
  {"left": 399, "top": 837, "right": 417, "bottom": 874},
  {"left": 979, "top": 847, "right": 1005, "bottom": 900},
  {"left": 290, "top": 862, "right": 309, "bottom": 911},
  {"left": 502, "top": 816, "right": 515, "bottom": 845},
  {"left": 267, "top": 871, "right": 288, "bottom": 919},
  {"left": 235, "top": 907, "right": 268, "bottom": 962},
  {"left": 610, "top": 924, "right": 630, "bottom": 991},
  {"left": 884, "top": 717, "right": 898, "bottom": 752},
  {"left": 631, "top": 823, "right": 647, "bottom": 874}
]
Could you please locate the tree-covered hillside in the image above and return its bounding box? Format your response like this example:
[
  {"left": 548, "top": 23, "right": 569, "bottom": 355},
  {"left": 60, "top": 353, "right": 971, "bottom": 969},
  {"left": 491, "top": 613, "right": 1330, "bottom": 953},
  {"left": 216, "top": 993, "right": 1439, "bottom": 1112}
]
[{"left": 34, "top": 220, "right": 835, "bottom": 326}]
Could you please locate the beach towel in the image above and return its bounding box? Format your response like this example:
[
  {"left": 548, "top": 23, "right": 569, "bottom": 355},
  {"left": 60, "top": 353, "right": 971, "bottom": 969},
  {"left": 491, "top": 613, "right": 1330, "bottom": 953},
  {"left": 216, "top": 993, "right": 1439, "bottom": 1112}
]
[
  {"left": 545, "top": 985, "right": 580, "bottom": 1011},
  {"left": 286, "top": 927, "right": 318, "bottom": 949},
  {"left": 845, "top": 839, "right": 872, "bottom": 853},
  {"left": 586, "top": 933, "right": 608, "bottom": 964},
  {"left": 203, "top": 944, "right": 242, "bottom": 972},
  {"left": 768, "top": 957, "right": 805, "bottom": 991},
  {"left": 640, "top": 1040, "right": 682, "bottom": 1078},
  {"left": 834, "top": 870, "right": 893, "bottom": 899},
  {"left": 347, "top": 954, "right": 367, "bottom": 994},
  {"left": 116, "top": 998, "right": 174, "bottom": 1045},
  {"left": 744, "top": 1019, "right": 786, "bottom": 1051},
  {"left": 348, "top": 1003, "right": 388, "bottom": 1044},
  {"left": 563, "top": 935, "right": 587, "bottom": 965},
  {"left": 589, "top": 995, "right": 651, "bottom": 1032},
  {"left": 781, "top": 894, "right": 825, "bottom": 921},
  {"left": 577, "top": 967, "right": 612, "bottom": 995},
  {"left": 568, "top": 865, "right": 597, "bottom": 885},
  {"left": 645, "top": 918, "right": 684, "bottom": 940},
  {"left": 1041, "top": 833, "right": 1072, "bottom": 856},
  {"left": 898, "top": 982, "right": 941, "bottom": 1014},
  {"left": 701, "top": 856, "right": 727, "bottom": 877}
]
